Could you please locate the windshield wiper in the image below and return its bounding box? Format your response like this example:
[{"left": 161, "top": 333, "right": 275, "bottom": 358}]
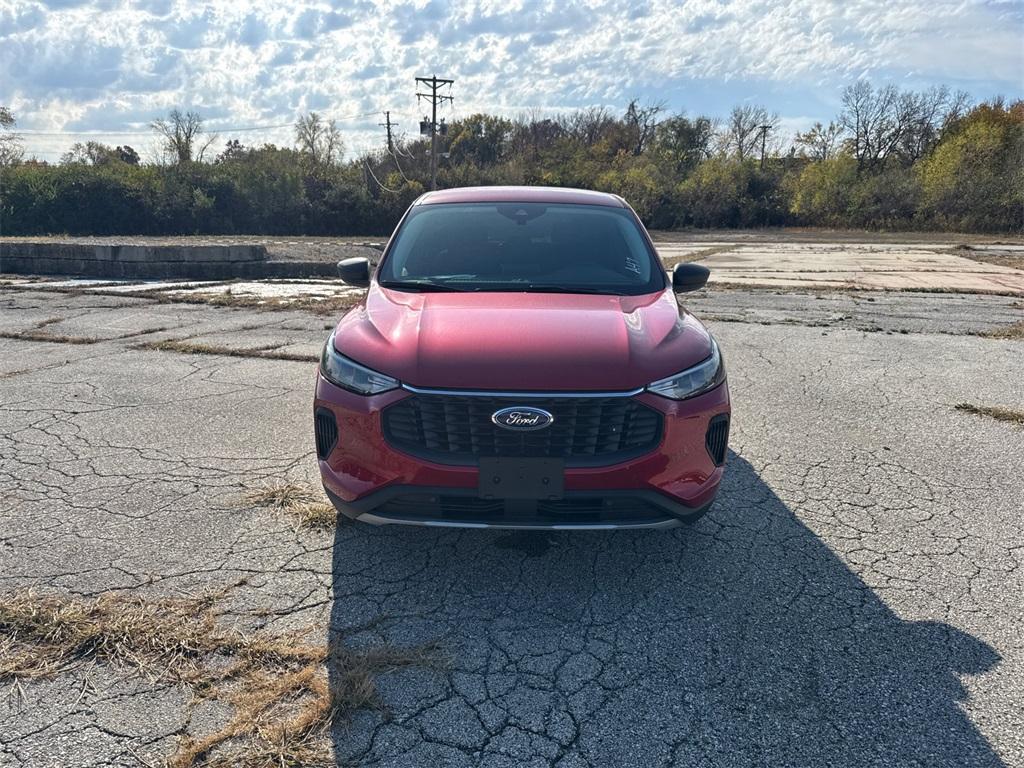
[
  {"left": 379, "top": 280, "right": 474, "bottom": 293},
  {"left": 522, "top": 284, "right": 631, "bottom": 296}
]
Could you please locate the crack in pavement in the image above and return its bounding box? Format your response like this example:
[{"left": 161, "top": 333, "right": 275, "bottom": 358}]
[{"left": 0, "top": 289, "right": 1022, "bottom": 767}]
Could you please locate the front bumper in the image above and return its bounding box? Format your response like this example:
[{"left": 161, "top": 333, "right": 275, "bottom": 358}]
[{"left": 314, "top": 374, "right": 730, "bottom": 529}]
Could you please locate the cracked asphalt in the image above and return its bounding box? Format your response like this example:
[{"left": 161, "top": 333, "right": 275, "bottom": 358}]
[{"left": 1, "top": 284, "right": 1022, "bottom": 767}]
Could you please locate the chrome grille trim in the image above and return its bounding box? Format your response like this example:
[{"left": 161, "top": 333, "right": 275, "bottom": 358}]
[{"left": 401, "top": 384, "right": 645, "bottom": 398}]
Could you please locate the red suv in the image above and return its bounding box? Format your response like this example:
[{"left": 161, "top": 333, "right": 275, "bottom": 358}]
[{"left": 314, "top": 187, "right": 730, "bottom": 529}]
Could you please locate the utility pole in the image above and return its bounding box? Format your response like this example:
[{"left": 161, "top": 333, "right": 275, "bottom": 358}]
[
  {"left": 759, "top": 124, "right": 771, "bottom": 169},
  {"left": 379, "top": 111, "right": 394, "bottom": 154},
  {"left": 415, "top": 74, "right": 454, "bottom": 190}
]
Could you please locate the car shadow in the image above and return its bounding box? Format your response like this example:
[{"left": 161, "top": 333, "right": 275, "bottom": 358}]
[{"left": 327, "top": 453, "right": 1003, "bottom": 767}]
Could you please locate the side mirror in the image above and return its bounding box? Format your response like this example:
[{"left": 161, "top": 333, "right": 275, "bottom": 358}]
[
  {"left": 337, "top": 257, "right": 370, "bottom": 287},
  {"left": 672, "top": 262, "right": 710, "bottom": 293}
]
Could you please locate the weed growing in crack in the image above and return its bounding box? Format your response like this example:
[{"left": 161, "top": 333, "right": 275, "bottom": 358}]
[
  {"left": 137, "top": 339, "right": 318, "bottom": 363},
  {"left": 244, "top": 482, "right": 339, "bottom": 530},
  {"left": 0, "top": 316, "right": 173, "bottom": 345},
  {"left": 0, "top": 588, "right": 436, "bottom": 767},
  {"left": 954, "top": 403, "right": 1024, "bottom": 426}
]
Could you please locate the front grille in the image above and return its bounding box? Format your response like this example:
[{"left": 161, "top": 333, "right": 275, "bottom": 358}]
[
  {"left": 314, "top": 408, "right": 338, "bottom": 459},
  {"left": 705, "top": 414, "right": 729, "bottom": 466},
  {"left": 382, "top": 393, "right": 662, "bottom": 466},
  {"left": 373, "top": 493, "right": 672, "bottom": 526}
]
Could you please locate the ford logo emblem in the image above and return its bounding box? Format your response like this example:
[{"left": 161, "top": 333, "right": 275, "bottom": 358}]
[{"left": 491, "top": 406, "right": 554, "bottom": 431}]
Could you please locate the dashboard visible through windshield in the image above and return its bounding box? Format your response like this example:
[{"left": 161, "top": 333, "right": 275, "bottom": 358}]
[{"left": 378, "top": 202, "right": 665, "bottom": 296}]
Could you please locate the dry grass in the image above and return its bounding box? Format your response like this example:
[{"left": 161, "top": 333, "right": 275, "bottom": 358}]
[
  {"left": 949, "top": 245, "right": 1024, "bottom": 270},
  {"left": 0, "top": 587, "right": 436, "bottom": 767},
  {"left": 981, "top": 321, "right": 1024, "bottom": 340},
  {"left": 2, "top": 282, "right": 363, "bottom": 317},
  {"left": 955, "top": 403, "right": 1024, "bottom": 426},
  {"left": 0, "top": 316, "right": 171, "bottom": 345},
  {"left": 193, "top": 292, "right": 363, "bottom": 317},
  {"left": 245, "top": 482, "right": 339, "bottom": 531},
  {"left": 0, "top": 589, "right": 227, "bottom": 685},
  {"left": 111, "top": 286, "right": 363, "bottom": 317},
  {"left": 0, "top": 316, "right": 99, "bottom": 345},
  {"left": 138, "top": 339, "right": 318, "bottom": 363}
]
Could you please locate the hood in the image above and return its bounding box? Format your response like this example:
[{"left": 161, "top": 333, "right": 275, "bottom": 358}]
[{"left": 333, "top": 285, "right": 713, "bottom": 391}]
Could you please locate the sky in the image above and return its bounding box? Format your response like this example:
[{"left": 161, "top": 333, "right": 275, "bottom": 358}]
[{"left": 2, "top": 0, "right": 1022, "bottom": 162}]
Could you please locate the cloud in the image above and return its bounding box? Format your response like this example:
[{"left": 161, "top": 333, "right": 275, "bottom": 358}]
[
  {"left": 161, "top": 9, "right": 214, "bottom": 50},
  {"left": 0, "top": 2, "right": 45, "bottom": 33},
  {"left": 237, "top": 13, "right": 269, "bottom": 48},
  {"left": 2, "top": 0, "right": 1020, "bottom": 160}
]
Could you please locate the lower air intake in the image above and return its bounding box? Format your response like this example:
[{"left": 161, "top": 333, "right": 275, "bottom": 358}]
[
  {"left": 314, "top": 408, "right": 338, "bottom": 459},
  {"left": 705, "top": 414, "right": 729, "bottom": 466}
]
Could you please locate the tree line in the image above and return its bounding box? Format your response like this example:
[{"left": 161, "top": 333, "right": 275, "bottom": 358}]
[{"left": 0, "top": 83, "right": 1020, "bottom": 236}]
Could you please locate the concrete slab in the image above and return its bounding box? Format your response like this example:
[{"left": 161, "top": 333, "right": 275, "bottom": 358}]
[
  {"left": 18, "top": 278, "right": 124, "bottom": 288},
  {"left": 972, "top": 244, "right": 1024, "bottom": 252},
  {"left": 699, "top": 243, "right": 1024, "bottom": 295},
  {"left": 167, "top": 280, "right": 364, "bottom": 301},
  {"left": 89, "top": 280, "right": 220, "bottom": 293}
]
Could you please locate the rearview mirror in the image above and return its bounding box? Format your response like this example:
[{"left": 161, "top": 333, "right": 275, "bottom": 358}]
[
  {"left": 672, "top": 262, "right": 710, "bottom": 293},
  {"left": 337, "top": 257, "right": 370, "bottom": 287}
]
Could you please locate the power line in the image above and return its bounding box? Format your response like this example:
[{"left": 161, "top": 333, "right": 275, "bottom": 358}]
[
  {"left": 16, "top": 110, "right": 381, "bottom": 137},
  {"left": 363, "top": 161, "right": 400, "bottom": 194},
  {"left": 387, "top": 147, "right": 412, "bottom": 183},
  {"left": 415, "top": 74, "right": 453, "bottom": 190}
]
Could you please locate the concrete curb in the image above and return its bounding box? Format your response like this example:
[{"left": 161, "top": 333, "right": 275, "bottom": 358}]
[{"left": 0, "top": 242, "right": 382, "bottom": 280}]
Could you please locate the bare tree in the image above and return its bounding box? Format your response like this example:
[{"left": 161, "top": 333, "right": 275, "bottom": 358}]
[
  {"left": 294, "top": 112, "right": 343, "bottom": 166},
  {"left": 562, "top": 107, "right": 615, "bottom": 147},
  {"left": 151, "top": 109, "right": 214, "bottom": 165},
  {"left": 510, "top": 110, "right": 564, "bottom": 159},
  {"left": 940, "top": 89, "right": 973, "bottom": 130},
  {"left": 794, "top": 121, "right": 845, "bottom": 161},
  {"left": 839, "top": 81, "right": 913, "bottom": 172},
  {"left": 623, "top": 99, "right": 666, "bottom": 155},
  {"left": 721, "top": 104, "right": 779, "bottom": 161},
  {"left": 840, "top": 81, "right": 971, "bottom": 171},
  {"left": 0, "top": 106, "right": 24, "bottom": 166},
  {"left": 897, "top": 86, "right": 972, "bottom": 163}
]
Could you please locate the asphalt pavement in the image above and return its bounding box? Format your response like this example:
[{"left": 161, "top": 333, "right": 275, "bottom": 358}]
[{"left": 0, "top": 283, "right": 1022, "bottom": 767}]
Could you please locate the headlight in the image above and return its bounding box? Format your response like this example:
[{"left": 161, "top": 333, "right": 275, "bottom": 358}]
[
  {"left": 647, "top": 338, "right": 725, "bottom": 400},
  {"left": 320, "top": 334, "right": 399, "bottom": 395}
]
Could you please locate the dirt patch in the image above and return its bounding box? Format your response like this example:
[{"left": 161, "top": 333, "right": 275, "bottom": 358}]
[
  {"left": 0, "top": 587, "right": 436, "bottom": 767},
  {"left": 138, "top": 339, "right": 318, "bottom": 363},
  {"left": 3, "top": 282, "right": 363, "bottom": 316},
  {"left": 981, "top": 321, "right": 1024, "bottom": 340},
  {"left": 245, "top": 482, "right": 339, "bottom": 531},
  {"left": 954, "top": 403, "right": 1024, "bottom": 426},
  {"left": 949, "top": 245, "right": 1024, "bottom": 270}
]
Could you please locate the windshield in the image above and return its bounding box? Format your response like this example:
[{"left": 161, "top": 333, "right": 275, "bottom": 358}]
[{"left": 378, "top": 202, "right": 665, "bottom": 295}]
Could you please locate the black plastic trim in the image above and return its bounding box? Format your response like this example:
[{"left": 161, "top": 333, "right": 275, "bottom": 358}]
[
  {"left": 323, "top": 484, "right": 712, "bottom": 527},
  {"left": 381, "top": 394, "right": 664, "bottom": 468},
  {"left": 314, "top": 407, "right": 338, "bottom": 459},
  {"left": 705, "top": 413, "right": 730, "bottom": 467}
]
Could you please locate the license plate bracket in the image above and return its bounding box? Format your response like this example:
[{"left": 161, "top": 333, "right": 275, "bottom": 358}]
[{"left": 478, "top": 457, "right": 565, "bottom": 500}]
